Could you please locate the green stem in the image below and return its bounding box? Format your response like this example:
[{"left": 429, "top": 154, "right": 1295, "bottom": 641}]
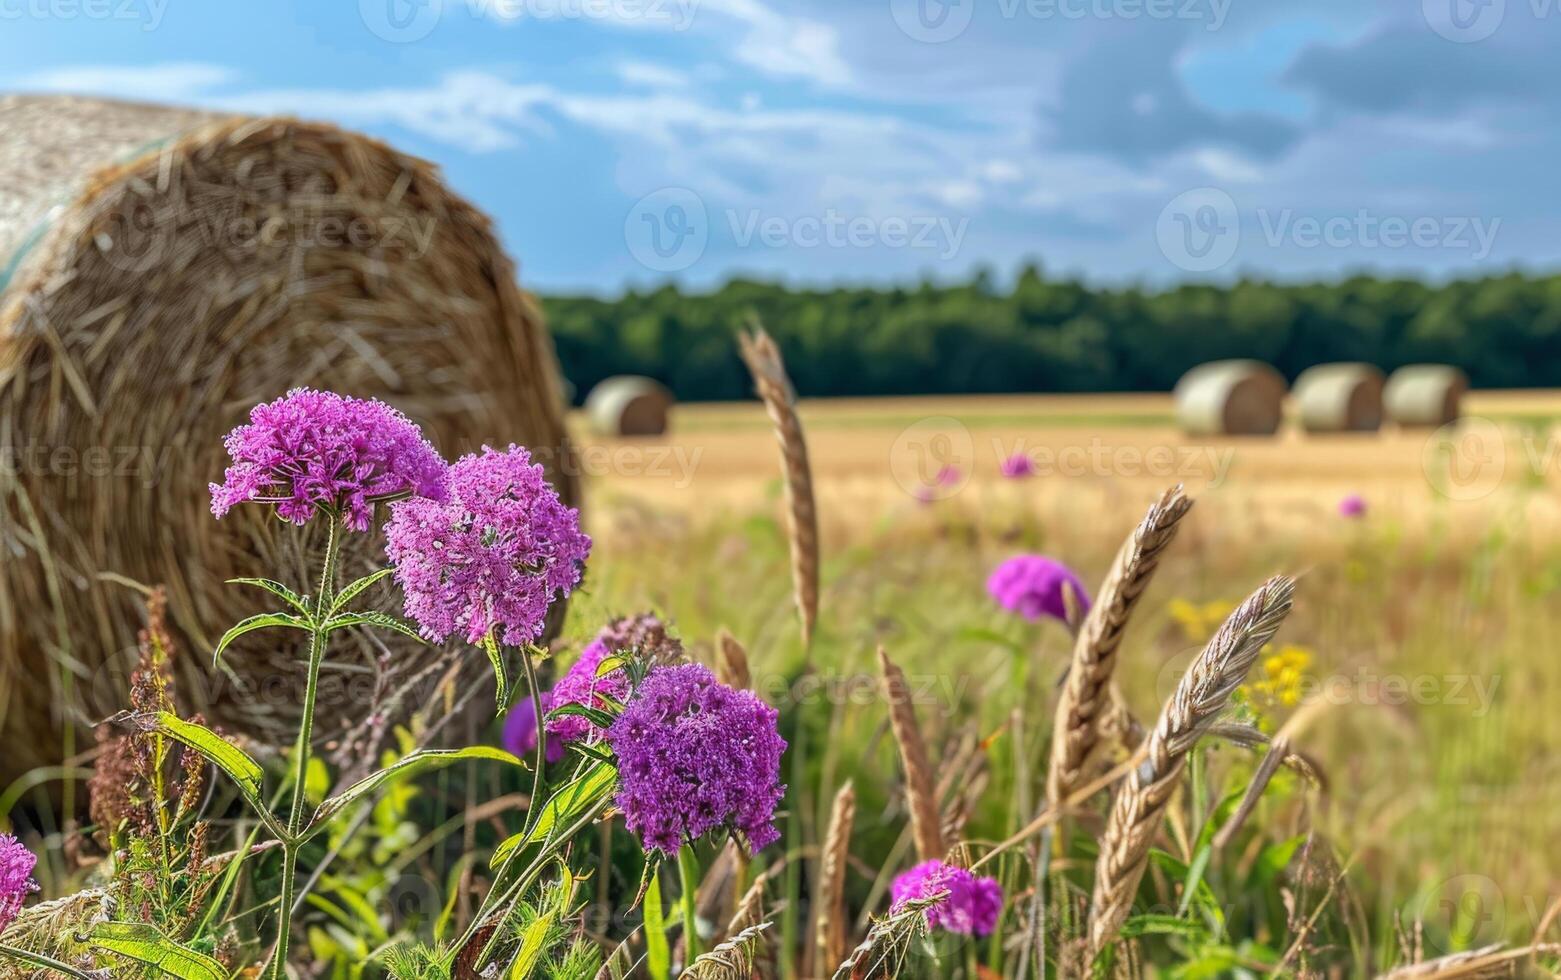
[
  {"left": 679, "top": 843, "right": 702, "bottom": 964},
  {"left": 269, "top": 515, "right": 342, "bottom": 979},
  {"left": 519, "top": 645, "right": 548, "bottom": 837}
]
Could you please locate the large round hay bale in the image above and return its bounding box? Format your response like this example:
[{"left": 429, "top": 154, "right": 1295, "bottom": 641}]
[
  {"left": 586, "top": 375, "right": 673, "bottom": 436},
  {"left": 1173, "top": 360, "right": 1287, "bottom": 436},
  {"left": 0, "top": 95, "right": 579, "bottom": 786},
  {"left": 1293, "top": 362, "right": 1385, "bottom": 433},
  {"left": 1384, "top": 364, "right": 1468, "bottom": 427}
]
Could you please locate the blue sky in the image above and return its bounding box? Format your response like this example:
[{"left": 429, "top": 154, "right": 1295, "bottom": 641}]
[{"left": 1, "top": 0, "right": 1555, "bottom": 294}]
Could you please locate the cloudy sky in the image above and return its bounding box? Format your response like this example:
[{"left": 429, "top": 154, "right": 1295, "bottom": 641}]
[{"left": 1, "top": 0, "right": 1553, "bottom": 293}]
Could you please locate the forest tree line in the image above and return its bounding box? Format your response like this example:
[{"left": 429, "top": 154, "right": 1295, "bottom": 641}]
[{"left": 541, "top": 266, "right": 1561, "bottom": 402}]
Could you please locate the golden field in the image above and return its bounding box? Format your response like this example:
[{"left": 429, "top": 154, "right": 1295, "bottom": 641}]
[{"left": 567, "top": 391, "right": 1561, "bottom": 963}]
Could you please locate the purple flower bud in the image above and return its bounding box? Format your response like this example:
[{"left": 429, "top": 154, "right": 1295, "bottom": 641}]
[
  {"left": 890, "top": 860, "right": 1003, "bottom": 936},
  {"left": 987, "top": 554, "right": 1089, "bottom": 623}
]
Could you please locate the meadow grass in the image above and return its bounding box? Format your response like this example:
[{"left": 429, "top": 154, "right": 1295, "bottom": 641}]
[{"left": 572, "top": 481, "right": 1561, "bottom": 972}]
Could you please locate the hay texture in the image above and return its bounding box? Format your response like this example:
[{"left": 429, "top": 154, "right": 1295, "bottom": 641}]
[
  {"left": 1173, "top": 360, "right": 1287, "bottom": 436},
  {"left": 0, "top": 95, "right": 578, "bottom": 784},
  {"left": 1293, "top": 362, "right": 1385, "bottom": 433},
  {"left": 1383, "top": 364, "right": 1468, "bottom": 427},
  {"left": 585, "top": 375, "right": 673, "bottom": 436}
]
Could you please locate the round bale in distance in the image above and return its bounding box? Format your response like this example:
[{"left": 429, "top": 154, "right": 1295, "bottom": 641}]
[
  {"left": 1293, "top": 362, "right": 1385, "bottom": 433},
  {"left": 1174, "top": 359, "right": 1287, "bottom": 436},
  {"left": 0, "top": 94, "right": 579, "bottom": 786},
  {"left": 1383, "top": 364, "right": 1468, "bottom": 427},
  {"left": 587, "top": 375, "right": 674, "bottom": 436}
]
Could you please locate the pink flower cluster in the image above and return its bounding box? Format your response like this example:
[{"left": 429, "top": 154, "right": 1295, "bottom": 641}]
[
  {"left": 0, "top": 833, "right": 37, "bottom": 934},
  {"left": 210, "top": 388, "right": 447, "bottom": 531},
  {"left": 607, "top": 663, "right": 786, "bottom": 857},
  {"left": 987, "top": 554, "right": 1089, "bottom": 623},
  {"left": 385, "top": 446, "right": 589, "bottom": 648},
  {"left": 890, "top": 860, "right": 1003, "bottom": 936}
]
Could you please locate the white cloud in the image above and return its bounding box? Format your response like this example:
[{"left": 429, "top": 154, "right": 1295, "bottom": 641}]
[
  {"left": 614, "top": 60, "right": 689, "bottom": 89},
  {"left": 19, "top": 63, "right": 237, "bottom": 103}
]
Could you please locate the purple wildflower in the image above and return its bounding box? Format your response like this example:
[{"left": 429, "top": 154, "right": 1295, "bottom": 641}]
[
  {"left": 607, "top": 663, "right": 786, "bottom": 857},
  {"left": 503, "top": 614, "right": 684, "bottom": 763},
  {"left": 1338, "top": 494, "right": 1367, "bottom": 518},
  {"left": 935, "top": 464, "right": 962, "bottom": 487},
  {"left": 210, "top": 388, "right": 447, "bottom": 531},
  {"left": 987, "top": 554, "right": 1090, "bottom": 623},
  {"left": 0, "top": 834, "right": 38, "bottom": 934},
  {"left": 999, "top": 452, "right": 1035, "bottom": 479},
  {"left": 890, "top": 860, "right": 1003, "bottom": 936},
  {"left": 385, "top": 445, "right": 590, "bottom": 647}
]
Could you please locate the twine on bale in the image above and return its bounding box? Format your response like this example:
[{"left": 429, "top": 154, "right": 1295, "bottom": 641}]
[{"left": 0, "top": 95, "right": 579, "bottom": 788}]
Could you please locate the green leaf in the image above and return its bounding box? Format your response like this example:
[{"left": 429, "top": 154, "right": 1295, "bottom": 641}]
[
  {"left": 90, "top": 922, "right": 231, "bottom": 980},
  {"left": 324, "top": 610, "right": 426, "bottom": 642},
  {"left": 644, "top": 865, "right": 670, "bottom": 980},
  {"left": 1117, "top": 914, "right": 1207, "bottom": 940},
  {"left": 490, "top": 763, "right": 617, "bottom": 870},
  {"left": 595, "top": 654, "right": 628, "bottom": 678},
  {"left": 484, "top": 632, "right": 511, "bottom": 712},
  {"left": 329, "top": 567, "right": 396, "bottom": 615},
  {"left": 508, "top": 912, "right": 554, "bottom": 979},
  {"left": 226, "top": 577, "right": 310, "bottom": 616},
  {"left": 212, "top": 611, "right": 310, "bottom": 667},
  {"left": 153, "top": 712, "right": 274, "bottom": 830},
  {"left": 1178, "top": 844, "right": 1213, "bottom": 917},
  {"left": 304, "top": 746, "right": 525, "bottom": 840},
  {"left": 544, "top": 702, "right": 614, "bottom": 731}
]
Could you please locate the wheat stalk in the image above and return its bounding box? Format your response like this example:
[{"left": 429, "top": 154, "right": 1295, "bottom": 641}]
[
  {"left": 715, "top": 627, "right": 752, "bottom": 691},
  {"left": 1047, "top": 485, "right": 1193, "bottom": 808},
  {"left": 815, "top": 780, "right": 857, "bottom": 971},
  {"left": 682, "top": 922, "right": 772, "bottom": 980},
  {"left": 737, "top": 323, "right": 820, "bottom": 648},
  {"left": 1087, "top": 574, "right": 1296, "bottom": 956},
  {"left": 1378, "top": 944, "right": 1561, "bottom": 979},
  {"left": 878, "top": 646, "right": 945, "bottom": 862},
  {"left": 829, "top": 895, "right": 941, "bottom": 980}
]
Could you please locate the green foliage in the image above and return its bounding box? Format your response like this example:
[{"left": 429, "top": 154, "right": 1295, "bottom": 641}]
[{"left": 542, "top": 269, "right": 1561, "bottom": 400}]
